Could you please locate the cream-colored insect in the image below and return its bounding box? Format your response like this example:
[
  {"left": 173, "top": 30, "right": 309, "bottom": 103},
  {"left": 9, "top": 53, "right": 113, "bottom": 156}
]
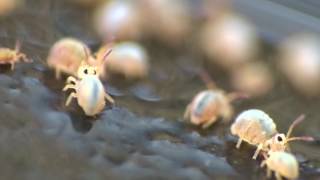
[
  {"left": 261, "top": 151, "right": 299, "bottom": 180},
  {"left": 63, "top": 49, "right": 114, "bottom": 116},
  {"left": 94, "top": 0, "right": 142, "bottom": 41},
  {"left": 230, "top": 61, "right": 274, "bottom": 97},
  {"left": 139, "top": 0, "right": 191, "bottom": 46},
  {"left": 231, "top": 109, "right": 314, "bottom": 159},
  {"left": 0, "top": 41, "right": 30, "bottom": 70},
  {"left": 0, "top": 0, "right": 21, "bottom": 16},
  {"left": 47, "top": 38, "right": 90, "bottom": 79},
  {"left": 199, "top": 13, "right": 258, "bottom": 70},
  {"left": 278, "top": 33, "right": 320, "bottom": 97},
  {"left": 184, "top": 72, "right": 246, "bottom": 129},
  {"left": 96, "top": 42, "right": 149, "bottom": 79}
]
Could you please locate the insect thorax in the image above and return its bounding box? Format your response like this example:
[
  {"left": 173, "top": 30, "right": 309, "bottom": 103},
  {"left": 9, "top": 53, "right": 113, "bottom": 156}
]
[{"left": 267, "top": 152, "right": 298, "bottom": 178}]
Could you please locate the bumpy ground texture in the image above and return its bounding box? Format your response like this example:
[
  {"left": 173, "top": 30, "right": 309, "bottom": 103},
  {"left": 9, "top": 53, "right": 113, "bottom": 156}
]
[{"left": 0, "top": 0, "right": 319, "bottom": 180}]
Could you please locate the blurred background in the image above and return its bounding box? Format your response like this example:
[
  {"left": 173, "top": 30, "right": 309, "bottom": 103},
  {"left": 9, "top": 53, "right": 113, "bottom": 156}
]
[{"left": 0, "top": 0, "right": 319, "bottom": 179}]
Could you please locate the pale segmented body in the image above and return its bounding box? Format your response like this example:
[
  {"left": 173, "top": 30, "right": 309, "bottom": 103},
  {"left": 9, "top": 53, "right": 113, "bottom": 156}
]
[
  {"left": 231, "top": 109, "right": 277, "bottom": 146},
  {"left": 47, "top": 38, "right": 89, "bottom": 79},
  {"left": 97, "top": 42, "right": 149, "bottom": 79},
  {"left": 184, "top": 89, "right": 233, "bottom": 129}
]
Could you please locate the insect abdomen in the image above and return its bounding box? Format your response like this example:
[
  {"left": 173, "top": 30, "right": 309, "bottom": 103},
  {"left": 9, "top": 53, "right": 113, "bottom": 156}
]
[
  {"left": 193, "top": 91, "right": 216, "bottom": 117},
  {"left": 78, "top": 77, "right": 104, "bottom": 115},
  {"left": 231, "top": 118, "right": 272, "bottom": 145},
  {"left": 231, "top": 109, "right": 277, "bottom": 144}
]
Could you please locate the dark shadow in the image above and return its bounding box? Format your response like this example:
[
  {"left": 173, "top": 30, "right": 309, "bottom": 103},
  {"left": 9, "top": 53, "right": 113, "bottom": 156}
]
[{"left": 68, "top": 105, "right": 94, "bottom": 133}]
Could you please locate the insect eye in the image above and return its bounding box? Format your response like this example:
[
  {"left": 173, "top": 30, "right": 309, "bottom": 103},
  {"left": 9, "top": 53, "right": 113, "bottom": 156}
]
[
  {"left": 84, "top": 69, "right": 88, "bottom": 74},
  {"left": 93, "top": 70, "right": 97, "bottom": 75},
  {"left": 277, "top": 136, "right": 283, "bottom": 142}
]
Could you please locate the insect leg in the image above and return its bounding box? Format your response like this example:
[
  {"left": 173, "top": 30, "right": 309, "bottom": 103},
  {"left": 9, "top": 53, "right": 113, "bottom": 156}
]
[
  {"left": 10, "top": 62, "right": 15, "bottom": 70},
  {"left": 202, "top": 116, "right": 218, "bottom": 129},
  {"left": 15, "top": 40, "right": 21, "bottom": 52},
  {"left": 236, "top": 138, "right": 242, "bottom": 149},
  {"left": 66, "top": 76, "right": 77, "bottom": 84},
  {"left": 55, "top": 69, "right": 61, "bottom": 79},
  {"left": 286, "top": 114, "right": 305, "bottom": 138},
  {"left": 65, "top": 92, "right": 77, "bottom": 106},
  {"left": 267, "top": 168, "right": 272, "bottom": 178},
  {"left": 21, "top": 53, "right": 31, "bottom": 63},
  {"left": 183, "top": 105, "right": 191, "bottom": 120},
  {"left": 253, "top": 143, "right": 263, "bottom": 159},
  {"left": 104, "top": 93, "right": 115, "bottom": 104},
  {"left": 275, "top": 172, "right": 282, "bottom": 180},
  {"left": 63, "top": 84, "right": 76, "bottom": 91}
]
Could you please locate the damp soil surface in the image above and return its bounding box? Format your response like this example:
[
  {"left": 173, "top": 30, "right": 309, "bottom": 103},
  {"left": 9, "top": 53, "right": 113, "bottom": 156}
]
[{"left": 0, "top": 0, "right": 319, "bottom": 180}]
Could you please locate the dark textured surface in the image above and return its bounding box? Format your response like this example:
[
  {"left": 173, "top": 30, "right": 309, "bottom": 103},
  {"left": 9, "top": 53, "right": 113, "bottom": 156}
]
[{"left": 0, "top": 0, "right": 319, "bottom": 180}]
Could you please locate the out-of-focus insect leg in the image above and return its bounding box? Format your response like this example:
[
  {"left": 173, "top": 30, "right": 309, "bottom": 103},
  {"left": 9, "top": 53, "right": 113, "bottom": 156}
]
[
  {"left": 275, "top": 172, "right": 282, "bottom": 180},
  {"left": 65, "top": 92, "right": 76, "bottom": 106},
  {"left": 66, "top": 76, "right": 77, "bottom": 84},
  {"left": 105, "top": 93, "right": 115, "bottom": 104},
  {"left": 183, "top": 105, "right": 191, "bottom": 120},
  {"left": 253, "top": 143, "right": 263, "bottom": 159},
  {"left": 10, "top": 62, "right": 15, "bottom": 70},
  {"left": 267, "top": 168, "right": 272, "bottom": 178},
  {"left": 236, "top": 138, "right": 242, "bottom": 149},
  {"left": 202, "top": 116, "right": 217, "bottom": 129},
  {"left": 63, "top": 84, "right": 76, "bottom": 91},
  {"left": 55, "top": 69, "right": 61, "bottom": 79}
]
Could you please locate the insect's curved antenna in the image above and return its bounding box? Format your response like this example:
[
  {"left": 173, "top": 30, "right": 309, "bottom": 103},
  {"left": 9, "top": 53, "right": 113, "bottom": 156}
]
[
  {"left": 102, "top": 49, "right": 112, "bottom": 63},
  {"left": 100, "top": 35, "right": 114, "bottom": 62},
  {"left": 83, "top": 45, "right": 90, "bottom": 63},
  {"left": 227, "top": 92, "right": 249, "bottom": 102},
  {"left": 198, "top": 70, "right": 217, "bottom": 89},
  {"left": 287, "top": 136, "right": 314, "bottom": 142},
  {"left": 15, "top": 40, "right": 21, "bottom": 52},
  {"left": 286, "top": 114, "right": 305, "bottom": 138}
]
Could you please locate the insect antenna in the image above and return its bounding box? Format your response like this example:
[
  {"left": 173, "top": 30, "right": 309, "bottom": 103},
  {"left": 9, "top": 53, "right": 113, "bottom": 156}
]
[
  {"left": 286, "top": 114, "right": 305, "bottom": 138},
  {"left": 227, "top": 92, "right": 249, "bottom": 102},
  {"left": 14, "top": 40, "right": 32, "bottom": 62},
  {"left": 287, "top": 136, "right": 314, "bottom": 142},
  {"left": 15, "top": 40, "right": 21, "bottom": 53},
  {"left": 102, "top": 48, "right": 112, "bottom": 64},
  {"left": 285, "top": 114, "right": 315, "bottom": 143},
  {"left": 99, "top": 37, "right": 114, "bottom": 63},
  {"left": 198, "top": 70, "right": 217, "bottom": 89},
  {"left": 83, "top": 45, "right": 90, "bottom": 63}
]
